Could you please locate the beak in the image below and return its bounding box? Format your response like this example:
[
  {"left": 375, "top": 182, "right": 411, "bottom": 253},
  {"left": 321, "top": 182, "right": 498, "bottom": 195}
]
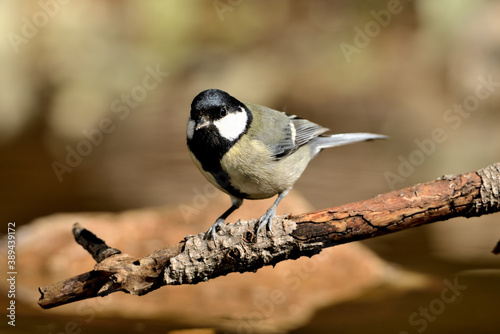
[{"left": 195, "top": 116, "right": 210, "bottom": 130}]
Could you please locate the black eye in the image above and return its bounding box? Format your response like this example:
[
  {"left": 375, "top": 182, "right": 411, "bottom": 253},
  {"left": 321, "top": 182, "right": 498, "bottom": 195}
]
[{"left": 220, "top": 106, "right": 227, "bottom": 118}]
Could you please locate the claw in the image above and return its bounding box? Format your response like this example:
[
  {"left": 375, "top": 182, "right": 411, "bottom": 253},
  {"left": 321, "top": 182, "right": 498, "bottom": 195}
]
[
  {"left": 204, "top": 219, "right": 226, "bottom": 240},
  {"left": 256, "top": 207, "right": 276, "bottom": 236},
  {"left": 255, "top": 189, "right": 290, "bottom": 237}
]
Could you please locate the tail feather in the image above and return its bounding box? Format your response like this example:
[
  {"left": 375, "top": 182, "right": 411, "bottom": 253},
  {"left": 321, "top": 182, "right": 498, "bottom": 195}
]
[{"left": 310, "top": 133, "right": 388, "bottom": 156}]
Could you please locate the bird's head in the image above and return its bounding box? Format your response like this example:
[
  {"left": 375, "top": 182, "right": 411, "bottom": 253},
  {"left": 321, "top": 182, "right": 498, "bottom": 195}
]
[{"left": 187, "top": 89, "right": 251, "bottom": 144}]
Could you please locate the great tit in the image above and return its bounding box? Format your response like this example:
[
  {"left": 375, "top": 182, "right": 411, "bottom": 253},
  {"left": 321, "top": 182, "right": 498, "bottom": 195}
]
[{"left": 187, "top": 89, "right": 387, "bottom": 240}]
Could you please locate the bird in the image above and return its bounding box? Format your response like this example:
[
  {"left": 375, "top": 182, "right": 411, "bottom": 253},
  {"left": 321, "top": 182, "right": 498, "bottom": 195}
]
[{"left": 186, "top": 89, "right": 387, "bottom": 240}]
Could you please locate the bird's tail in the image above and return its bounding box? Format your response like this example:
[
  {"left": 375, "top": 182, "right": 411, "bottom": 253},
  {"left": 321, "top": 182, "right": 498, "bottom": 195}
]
[{"left": 310, "top": 133, "right": 388, "bottom": 156}]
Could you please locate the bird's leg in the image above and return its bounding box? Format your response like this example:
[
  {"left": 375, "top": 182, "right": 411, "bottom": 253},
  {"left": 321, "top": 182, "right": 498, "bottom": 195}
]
[
  {"left": 205, "top": 196, "right": 243, "bottom": 240},
  {"left": 256, "top": 188, "right": 290, "bottom": 236}
]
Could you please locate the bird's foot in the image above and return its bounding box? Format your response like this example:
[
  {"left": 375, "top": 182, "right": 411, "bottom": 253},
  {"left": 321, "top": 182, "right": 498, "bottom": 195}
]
[
  {"left": 204, "top": 219, "right": 226, "bottom": 240},
  {"left": 256, "top": 208, "right": 277, "bottom": 236}
]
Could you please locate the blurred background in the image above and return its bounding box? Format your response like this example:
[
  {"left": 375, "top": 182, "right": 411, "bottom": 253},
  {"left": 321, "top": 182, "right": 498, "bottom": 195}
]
[{"left": 1, "top": 0, "right": 500, "bottom": 333}]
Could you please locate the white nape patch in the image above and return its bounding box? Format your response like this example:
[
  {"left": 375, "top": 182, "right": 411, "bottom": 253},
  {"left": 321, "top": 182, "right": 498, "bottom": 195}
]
[
  {"left": 213, "top": 108, "right": 248, "bottom": 141},
  {"left": 187, "top": 119, "right": 195, "bottom": 139},
  {"left": 290, "top": 121, "right": 296, "bottom": 145}
]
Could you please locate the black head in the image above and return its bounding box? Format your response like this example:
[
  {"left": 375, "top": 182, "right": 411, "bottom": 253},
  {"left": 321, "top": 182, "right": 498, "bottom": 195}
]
[
  {"left": 187, "top": 89, "right": 253, "bottom": 185},
  {"left": 187, "top": 89, "right": 252, "bottom": 145},
  {"left": 190, "top": 89, "right": 243, "bottom": 123}
]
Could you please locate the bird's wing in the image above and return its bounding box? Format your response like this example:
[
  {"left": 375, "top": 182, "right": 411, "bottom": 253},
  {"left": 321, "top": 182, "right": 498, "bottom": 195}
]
[
  {"left": 289, "top": 114, "right": 329, "bottom": 148},
  {"left": 245, "top": 103, "right": 329, "bottom": 160}
]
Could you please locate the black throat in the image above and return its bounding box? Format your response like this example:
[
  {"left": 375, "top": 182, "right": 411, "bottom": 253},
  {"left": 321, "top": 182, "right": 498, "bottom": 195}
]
[
  {"left": 187, "top": 109, "right": 252, "bottom": 198},
  {"left": 188, "top": 124, "right": 232, "bottom": 174}
]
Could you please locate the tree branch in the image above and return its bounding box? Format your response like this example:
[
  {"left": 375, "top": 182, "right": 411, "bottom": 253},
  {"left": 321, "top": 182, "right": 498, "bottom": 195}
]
[{"left": 38, "top": 163, "right": 500, "bottom": 309}]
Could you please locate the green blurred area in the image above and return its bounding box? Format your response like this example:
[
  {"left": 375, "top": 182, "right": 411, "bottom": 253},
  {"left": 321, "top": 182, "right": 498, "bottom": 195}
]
[{"left": 1, "top": 0, "right": 500, "bottom": 333}]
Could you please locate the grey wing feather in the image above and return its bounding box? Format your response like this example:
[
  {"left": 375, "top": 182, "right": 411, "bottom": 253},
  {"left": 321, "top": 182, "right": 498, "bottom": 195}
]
[
  {"left": 244, "top": 103, "right": 386, "bottom": 160},
  {"left": 271, "top": 119, "right": 297, "bottom": 159},
  {"left": 266, "top": 112, "right": 328, "bottom": 159},
  {"left": 289, "top": 115, "right": 329, "bottom": 147},
  {"left": 245, "top": 103, "right": 325, "bottom": 159}
]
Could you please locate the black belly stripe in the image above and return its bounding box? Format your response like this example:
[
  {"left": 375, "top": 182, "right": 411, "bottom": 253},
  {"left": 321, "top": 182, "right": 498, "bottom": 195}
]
[
  {"left": 210, "top": 169, "right": 250, "bottom": 199},
  {"left": 188, "top": 128, "right": 249, "bottom": 199}
]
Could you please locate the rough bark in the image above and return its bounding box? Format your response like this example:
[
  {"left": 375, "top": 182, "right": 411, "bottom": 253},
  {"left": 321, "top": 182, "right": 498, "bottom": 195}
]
[{"left": 38, "top": 163, "right": 500, "bottom": 309}]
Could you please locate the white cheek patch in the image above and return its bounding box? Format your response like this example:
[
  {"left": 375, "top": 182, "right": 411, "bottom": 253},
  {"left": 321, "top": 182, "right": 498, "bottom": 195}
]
[
  {"left": 187, "top": 119, "right": 195, "bottom": 139},
  {"left": 213, "top": 109, "right": 248, "bottom": 141}
]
